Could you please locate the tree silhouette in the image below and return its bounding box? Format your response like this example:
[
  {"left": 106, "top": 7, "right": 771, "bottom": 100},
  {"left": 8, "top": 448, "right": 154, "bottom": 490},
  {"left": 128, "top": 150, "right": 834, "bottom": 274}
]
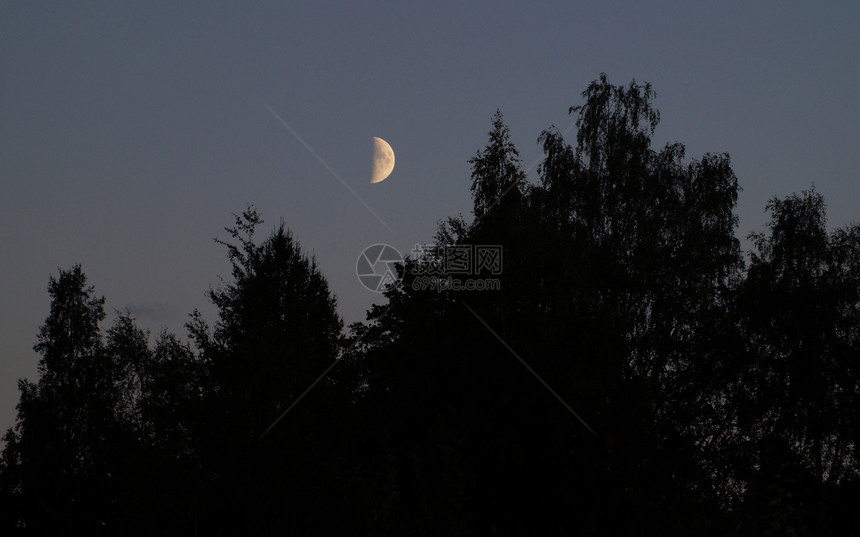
[
  {"left": 0, "top": 265, "right": 125, "bottom": 532},
  {"left": 105, "top": 315, "right": 206, "bottom": 535},
  {"left": 469, "top": 109, "right": 527, "bottom": 222},
  {"left": 735, "top": 190, "right": 860, "bottom": 534},
  {"left": 192, "top": 207, "right": 352, "bottom": 533}
]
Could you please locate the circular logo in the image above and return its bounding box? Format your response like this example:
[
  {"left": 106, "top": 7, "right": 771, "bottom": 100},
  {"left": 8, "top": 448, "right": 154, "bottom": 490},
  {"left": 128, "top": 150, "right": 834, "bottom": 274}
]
[{"left": 356, "top": 244, "right": 403, "bottom": 293}]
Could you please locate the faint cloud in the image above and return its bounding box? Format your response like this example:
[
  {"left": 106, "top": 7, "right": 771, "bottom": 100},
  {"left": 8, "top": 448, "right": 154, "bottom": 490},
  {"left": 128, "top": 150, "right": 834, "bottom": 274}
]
[{"left": 122, "top": 302, "right": 182, "bottom": 323}]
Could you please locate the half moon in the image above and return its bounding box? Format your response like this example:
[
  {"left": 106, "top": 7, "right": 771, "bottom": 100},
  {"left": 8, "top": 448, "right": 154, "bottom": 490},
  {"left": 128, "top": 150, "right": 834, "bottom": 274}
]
[{"left": 371, "top": 137, "right": 395, "bottom": 183}]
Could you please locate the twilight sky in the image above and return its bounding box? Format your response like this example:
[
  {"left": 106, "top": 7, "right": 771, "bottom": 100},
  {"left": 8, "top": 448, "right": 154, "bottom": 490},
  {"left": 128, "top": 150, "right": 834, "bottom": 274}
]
[{"left": 2, "top": 1, "right": 859, "bottom": 435}]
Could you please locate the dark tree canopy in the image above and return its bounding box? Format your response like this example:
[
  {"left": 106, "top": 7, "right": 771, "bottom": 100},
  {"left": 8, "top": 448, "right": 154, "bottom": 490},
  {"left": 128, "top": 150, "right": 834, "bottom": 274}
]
[{"left": 469, "top": 109, "right": 527, "bottom": 222}]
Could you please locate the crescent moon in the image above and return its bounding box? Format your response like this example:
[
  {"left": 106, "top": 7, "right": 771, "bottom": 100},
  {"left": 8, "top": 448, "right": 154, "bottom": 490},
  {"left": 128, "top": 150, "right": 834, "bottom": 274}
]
[{"left": 371, "top": 137, "right": 395, "bottom": 184}]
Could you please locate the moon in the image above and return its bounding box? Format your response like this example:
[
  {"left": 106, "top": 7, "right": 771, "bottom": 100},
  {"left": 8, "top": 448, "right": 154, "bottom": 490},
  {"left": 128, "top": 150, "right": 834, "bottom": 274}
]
[{"left": 371, "top": 137, "right": 395, "bottom": 183}]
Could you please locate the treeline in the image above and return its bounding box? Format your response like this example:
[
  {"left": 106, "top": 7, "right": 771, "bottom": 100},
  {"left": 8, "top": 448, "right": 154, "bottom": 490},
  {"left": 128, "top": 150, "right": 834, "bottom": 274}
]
[{"left": 1, "top": 75, "right": 858, "bottom": 535}]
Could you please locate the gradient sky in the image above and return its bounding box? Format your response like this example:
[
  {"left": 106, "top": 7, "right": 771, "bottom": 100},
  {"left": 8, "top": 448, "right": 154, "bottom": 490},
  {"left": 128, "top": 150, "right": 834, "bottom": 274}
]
[{"left": 2, "top": 1, "right": 859, "bottom": 435}]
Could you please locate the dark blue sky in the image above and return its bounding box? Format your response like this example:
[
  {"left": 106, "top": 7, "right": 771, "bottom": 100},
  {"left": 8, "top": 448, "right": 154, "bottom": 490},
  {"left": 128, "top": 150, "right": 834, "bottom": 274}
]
[{"left": 2, "top": 1, "right": 859, "bottom": 434}]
